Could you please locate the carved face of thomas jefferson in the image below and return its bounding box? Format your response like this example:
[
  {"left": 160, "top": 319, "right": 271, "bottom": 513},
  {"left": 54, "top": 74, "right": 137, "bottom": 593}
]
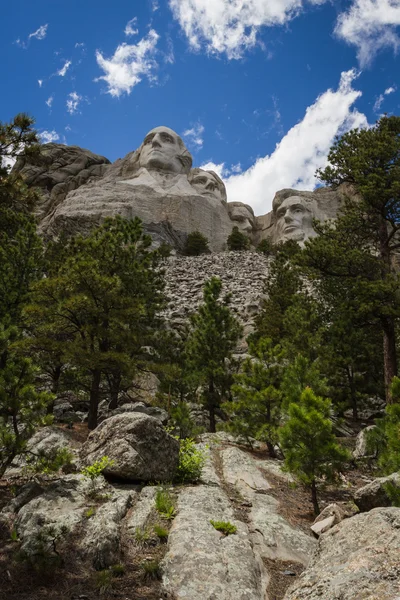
[
  {"left": 189, "top": 168, "right": 227, "bottom": 203},
  {"left": 227, "top": 202, "right": 255, "bottom": 234},
  {"left": 139, "top": 126, "right": 192, "bottom": 174},
  {"left": 275, "top": 196, "right": 316, "bottom": 242}
]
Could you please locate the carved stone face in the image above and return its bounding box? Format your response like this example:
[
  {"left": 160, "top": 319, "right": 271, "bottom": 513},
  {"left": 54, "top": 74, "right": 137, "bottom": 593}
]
[
  {"left": 228, "top": 202, "right": 255, "bottom": 234},
  {"left": 139, "top": 126, "right": 190, "bottom": 174},
  {"left": 275, "top": 196, "right": 315, "bottom": 242},
  {"left": 189, "top": 170, "right": 226, "bottom": 202}
]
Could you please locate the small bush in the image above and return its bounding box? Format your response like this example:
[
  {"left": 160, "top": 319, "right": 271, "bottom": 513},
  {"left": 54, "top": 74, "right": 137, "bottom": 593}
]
[
  {"left": 175, "top": 437, "right": 206, "bottom": 484},
  {"left": 257, "top": 238, "right": 276, "bottom": 256},
  {"left": 81, "top": 456, "right": 114, "bottom": 480},
  {"left": 227, "top": 226, "right": 249, "bottom": 251},
  {"left": 183, "top": 231, "right": 210, "bottom": 256},
  {"left": 154, "top": 524, "right": 169, "bottom": 541},
  {"left": 155, "top": 487, "right": 176, "bottom": 520},
  {"left": 25, "top": 447, "right": 74, "bottom": 475},
  {"left": 110, "top": 563, "right": 125, "bottom": 576},
  {"left": 84, "top": 507, "right": 96, "bottom": 519},
  {"left": 210, "top": 520, "right": 237, "bottom": 535},
  {"left": 134, "top": 527, "right": 151, "bottom": 545},
  {"left": 157, "top": 242, "right": 172, "bottom": 258},
  {"left": 95, "top": 569, "right": 114, "bottom": 595},
  {"left": 141, "top": 559, "right": 161, "bottom": 580}
]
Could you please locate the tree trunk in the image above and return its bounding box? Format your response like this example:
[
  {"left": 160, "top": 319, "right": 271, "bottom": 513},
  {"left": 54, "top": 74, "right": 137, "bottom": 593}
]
[
  {"left": 108, "top": 373, "right": 121, "bottom": 410},
  {"left": 266, "top": 441, "right": 277, "bottom": 458},
  {"left": 47, "top": 365, "right": 62, "bottom": 415},
  {"left": 209, "top": 405, "right": 216, "bottom": 433},
  {"left": 311, "top": 479, "right": 320, "bottom": 515},
  {"left": 208, "top": 379, "right": 217, "bottom": 433},
  {"left": 88, "top": 369, "right": 102, "bottom": 430},
  {"left": 346, "top": 366, "right": 358, "bottom": 420},
  {"left": 382, "top": 316, "right": 398, "bottom": 403}
]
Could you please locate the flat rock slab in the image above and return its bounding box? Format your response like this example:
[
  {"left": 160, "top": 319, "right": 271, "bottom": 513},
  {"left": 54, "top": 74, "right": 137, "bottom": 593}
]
[
  {"left": 162, "top": 485, "right": 267, "bottom": 600},
  {"left": 221, "top": 446, "right": 271, "bottom": 497},
  {"left": 284, "top": 507, "right": 400, "bottom": 600},
  {"left": 127, "top": 486, "right": 157, "bottom": 533}
]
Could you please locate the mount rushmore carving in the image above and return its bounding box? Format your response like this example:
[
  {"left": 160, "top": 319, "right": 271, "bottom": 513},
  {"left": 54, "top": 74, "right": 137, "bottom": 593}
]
[{"left": 15, "top": 125, "right": 345, "bottom": 249}]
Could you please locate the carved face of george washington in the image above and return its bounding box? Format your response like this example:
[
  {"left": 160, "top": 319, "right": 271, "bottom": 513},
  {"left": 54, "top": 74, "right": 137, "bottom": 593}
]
[{"left": 139, "top": 126, "right": 192, "bottom": 174}]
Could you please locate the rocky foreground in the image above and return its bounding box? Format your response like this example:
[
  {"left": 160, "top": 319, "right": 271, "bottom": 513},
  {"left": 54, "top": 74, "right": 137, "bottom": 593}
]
[{"left": 1, "top": 418, "right": 400, "bottom": 600}]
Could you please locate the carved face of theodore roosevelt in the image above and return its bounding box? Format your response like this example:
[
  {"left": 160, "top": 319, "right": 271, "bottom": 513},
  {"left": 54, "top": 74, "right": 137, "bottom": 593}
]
[
  {"left": 139, "top": 126, "right": 192, "bottom": 175},
  {"left": 189, "top": 168, "right": 227, "bottom": 203}
]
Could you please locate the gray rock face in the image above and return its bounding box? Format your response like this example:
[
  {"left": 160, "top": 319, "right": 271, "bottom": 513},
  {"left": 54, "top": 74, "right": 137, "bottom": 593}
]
[
  {"left": 353, "top": 425, "right": 376, "bottom": 459},
  {"left": 36, "top": 127, "right": 247, "bottom": 252},
  {"left": 284, "top": 507, "right": 400, "bottom": 600},
  {"left": 80, "top": 413, "right": 179, "bottom": 482},
  {"left": 162, "top": 485, "right": 266, "bottom": 600},
  {"left": 110, "top": 401, "right": 168, "bottom": 425},
  {"left": 14, "top": 143, "right": 110, "bottom": 220},
  {"left": 255, "top": 186, "right": 347, "bottom": 247},
  {"left": 354, "top": 472, "right": 400, "bottom": 512}
]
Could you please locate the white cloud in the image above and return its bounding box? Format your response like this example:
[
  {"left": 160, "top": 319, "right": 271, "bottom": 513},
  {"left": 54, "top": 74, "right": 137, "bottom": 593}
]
[
  {"left": 95, "top": 29, "right": 159, "bottom": 97},
  {"left": 183, "top": 122, "right": 205, "bottom": 149},
  {"left": 335, "top": 0, "right": 400, "bottom": 66},
  {"left": 39, "top": 130, "right": 60, "bottom": 144},
  {"left": 152, "top": 0, "right": 160, "bottom": 11},
  {"left": 168, "top": 0, "right": 326, "bottom": 59},
  {"left": 29, "top": 24, "right": 48, "bottom": 41},
  {"left": 125, "top": 17, "right": 139, "bottom": 36},
  {"left": 16, "top": 24, "right": 48, "bottom": 48},
  {"left": 57, "top": 60, "right": 72, "bottom": 77},
  {"left": 373, "top": 84, "right": 396, "bottom": 112},
  {"left": 38, "top": 79, "right": 43, "bottom": 87},
  {"left": 75, "top": 42, "right": 85, "bottom": 48},
  {"left": 46, "top": 95, "right": 54, "bottom": 108},
  {"left": 66, "top": 91, "right": 83, "bottom": 114},
  {"left": 205, "top": 70, "right": 367, "bottom": 215}
]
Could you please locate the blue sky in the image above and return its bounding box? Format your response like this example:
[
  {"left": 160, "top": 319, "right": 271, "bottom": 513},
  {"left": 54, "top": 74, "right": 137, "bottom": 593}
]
[{"left": 1, "top": 0, "right": 399, "bottom": 214}]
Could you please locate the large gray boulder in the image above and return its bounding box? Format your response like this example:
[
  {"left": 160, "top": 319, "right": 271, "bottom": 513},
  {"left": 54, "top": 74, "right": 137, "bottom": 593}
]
[
  {"left": 354, "top": 472, "right": 400, "bottom": 512},
  {"left": 80, "top": 413, "right": 179, "bottom": 482},
  {"left": 284, "top": 507, "right": 400, "bottom": 600}
]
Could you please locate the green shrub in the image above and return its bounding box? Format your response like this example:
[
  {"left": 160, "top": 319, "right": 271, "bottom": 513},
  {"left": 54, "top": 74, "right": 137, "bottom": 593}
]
[
  {"left": 366, "top": 378, "right": 400, "bottom": 474},
  {"left": 25, "top": 446, "right": 74, "bottom": 475},
  {"left": 175, "top": 437, "right": 206, "bottom": 484},
  {"left": 84, "top": 507, "right": 96, "bottom": 519},
  {"left": 157, "top": 242, "right": 172, "bottom": 258},
  {"left": 154, "top": 524, "right": 169, "bottom": 541},
  {"left": 134, "top": 527, "right": 151, "bottom": 545},
  {"left": 141, "top": 559, "right": 161, "bottom": 580},
  {"left": 227, "top": 226, "right": 249, "bottom": 251},
  {"left": 110, "top": 563, "right": 125, "bottom": 576},
  {"left": 210, "top": 520, "right": 237, "bottom": 535},
  {"left": 81, "top": 456, "right": 114, "bottom": 480},
  {"left": 95, "top": 569, "right": 114, "bottom": 594},
  {"left": 257, "top": 238, "right": 276, "bottom": 256},
  {"left": 155, "top": 487, "right": 176, "bottom": 519},
  {"left": 183, "top": 231, "right": 210, "bottom": 256}
]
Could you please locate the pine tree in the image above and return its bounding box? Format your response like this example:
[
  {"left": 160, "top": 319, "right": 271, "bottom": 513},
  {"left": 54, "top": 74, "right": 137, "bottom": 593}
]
[
  {"left": 26, "top": 217, "right": 165, "bottom": 429},
  {"left": 224, "top": 338, "right": 283, "bottom": 455},
  {"left": 279, "top": 387, "right": 350, "bottom": 514},
  {"left": 227, "top": 226, "right": 250, "bottom": 251},
  {"left": 313, "top": 116, "right": 400, "bottom": 402},
  {"left": 185, "top": 277, "right": 242, "bottom": 432},
  {"left": 183, "top": 231, "right": 210, "bottom": 256}
]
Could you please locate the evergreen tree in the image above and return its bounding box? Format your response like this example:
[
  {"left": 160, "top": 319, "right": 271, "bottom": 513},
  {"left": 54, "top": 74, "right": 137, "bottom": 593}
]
[
  {"left": 224, "top": 338, "right": 283, "bottom": 455},
  {"left": 313, "top": 116, "right": 400, "bottom": 401},
  {"left": 367, "top": 376, "right": 400, "bottom": 474},
  {"left": 279, "top": 387, "right": 350, "bottom": 514},
  {"left": 185, "top": 277, "right": 242, "bottom": 432},
  {"left": 227, "top": 226, "right": 250, "bottom": 251},
  {"left": 26, "top": 217, "right": 165, "bottom": 429},
  {"left": 183, "top": 231, "right": 210, "bottom": 256}
]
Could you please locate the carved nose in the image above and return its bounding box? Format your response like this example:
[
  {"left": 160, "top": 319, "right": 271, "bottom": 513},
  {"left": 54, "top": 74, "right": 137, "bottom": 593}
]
[
  {"left": 284, "top": 212, "right": 293, "bottom": 222},
  {"left": 206, "top": 182, "right": 215, "bottom": 190},
  {"left": 152, "top": 135, "right": 162, "bottom": 148}
]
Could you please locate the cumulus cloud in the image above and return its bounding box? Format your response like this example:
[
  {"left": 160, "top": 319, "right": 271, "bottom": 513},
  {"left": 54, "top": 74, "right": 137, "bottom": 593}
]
[
  {"left": 125, "top": 17, "right": 139, "bottom": 36},
  {"left": 95, "top": 29, "right": 159, "bottom": 97},
  {"left": 183, "top": 122, "right": 205, "bottom": 149},
  {"left": 46, "top": 95, "right": 54, "bottom": 108},
  {"left": 204, "top": 70, "right": 367, "bottom": 215},
  {"left": 16, "top": 24, "right": 48, "bottom": 48},
  {"left": 168, "top": 0, "right": 326, "bottom": 58},
  {"left": 39, "top": 130, "right": 60, "bottom": 144},
  {"left": 66, "top": 91, "right": 83, "bottom": 114},
  {"left": 57, "top": 60, "right": 72, "bottom": 77},
  {"left": 38, "top": 79, "right": 43, "bottom": 87},
  {"left": 335, "top": 0, "right": 400, "bottom": 66}
]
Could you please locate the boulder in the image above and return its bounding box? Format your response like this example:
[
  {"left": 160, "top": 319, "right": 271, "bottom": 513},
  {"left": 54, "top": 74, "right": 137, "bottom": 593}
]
[
  {"left": 80, "top": 413, "right": 179, "bottom": 482},
  {"left": 284, "top": 507, "right": 400, "bottom": 600},
  {"left": 111, "top": 402, "right": 168, "bottom": 425},
  {"left": 353, "top": 425, "right": 376, "bottom": 459},
  {"left": 354, "top": 472, "right": 400, "bottom": 512}
]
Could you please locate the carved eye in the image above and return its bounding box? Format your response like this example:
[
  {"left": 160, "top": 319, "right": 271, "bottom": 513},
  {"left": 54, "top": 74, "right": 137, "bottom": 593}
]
[
  {"left": 194, "top": 177, "right": 207, "bottom": 185},
  {"left": 161, "top": 133, "right": 174, "bottom": 143}
]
